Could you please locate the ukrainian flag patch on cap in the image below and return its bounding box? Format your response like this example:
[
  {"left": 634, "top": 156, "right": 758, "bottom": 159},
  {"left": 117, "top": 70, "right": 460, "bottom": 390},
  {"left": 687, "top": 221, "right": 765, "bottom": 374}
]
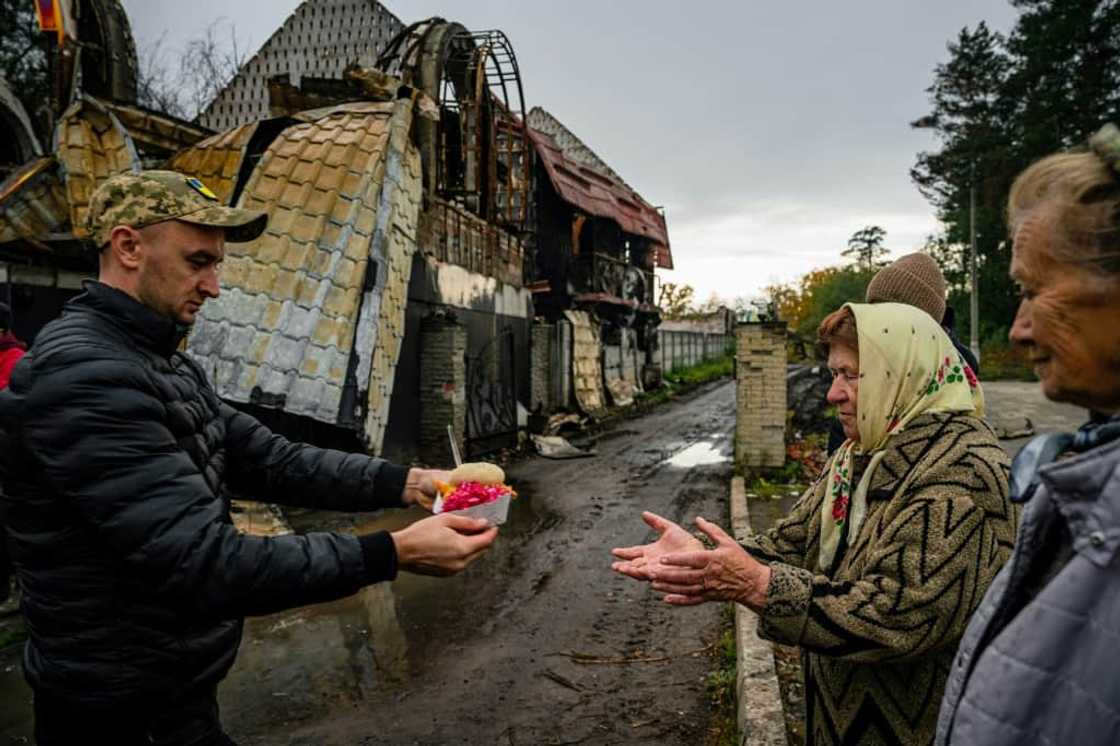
[{"left": 186, "top": 177, "right": 219, "bottom": 201}]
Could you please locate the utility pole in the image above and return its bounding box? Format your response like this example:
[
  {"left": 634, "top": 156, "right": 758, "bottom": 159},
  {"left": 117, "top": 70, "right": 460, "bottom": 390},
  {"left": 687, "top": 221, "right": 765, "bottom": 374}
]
[{"left": 969, "top": 162, "right": 980, "bottom": 365}]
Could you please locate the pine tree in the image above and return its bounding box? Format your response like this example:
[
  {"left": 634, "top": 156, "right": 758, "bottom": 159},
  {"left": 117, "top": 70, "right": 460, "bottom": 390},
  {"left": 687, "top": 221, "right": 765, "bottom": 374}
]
[
  {"left": 842, "top": 225, "right": 890, "bottom": 272},
  {"left": 1006, "top": 0, "right": 1120, "bottom": 155},
  {"left": 914, "top": 3, "right": 1120, "bottom": 341}
]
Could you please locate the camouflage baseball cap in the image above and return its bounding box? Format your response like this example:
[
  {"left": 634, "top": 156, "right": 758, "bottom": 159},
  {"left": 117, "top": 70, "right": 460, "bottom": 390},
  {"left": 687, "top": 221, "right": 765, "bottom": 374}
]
[{"left": 86, "top": 170, "right": 268, "bottom": 248}]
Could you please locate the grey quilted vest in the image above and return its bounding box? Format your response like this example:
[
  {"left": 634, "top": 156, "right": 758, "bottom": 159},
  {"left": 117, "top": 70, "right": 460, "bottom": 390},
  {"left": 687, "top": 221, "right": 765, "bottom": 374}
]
[{"left": 936, "top": 435, "right": 1120, "bottom": 745}]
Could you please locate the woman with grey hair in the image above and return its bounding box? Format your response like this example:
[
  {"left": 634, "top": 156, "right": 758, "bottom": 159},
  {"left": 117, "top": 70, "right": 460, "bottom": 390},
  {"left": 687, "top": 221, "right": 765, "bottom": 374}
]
[{"left": 936, "top": 124, "right": 1120, "bottom": 745}]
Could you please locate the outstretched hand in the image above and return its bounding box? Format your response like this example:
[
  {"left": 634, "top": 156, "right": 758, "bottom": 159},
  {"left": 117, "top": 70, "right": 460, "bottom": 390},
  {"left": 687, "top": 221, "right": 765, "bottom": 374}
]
[
  {"left": 391, "top": 512, "right": 498, "bottom": 577},
  {"left": 611, "top": 511, "right": 704, "bottom": 581},
  {"left": 649, "top": 516, "right": 770, "bottom": 610}
]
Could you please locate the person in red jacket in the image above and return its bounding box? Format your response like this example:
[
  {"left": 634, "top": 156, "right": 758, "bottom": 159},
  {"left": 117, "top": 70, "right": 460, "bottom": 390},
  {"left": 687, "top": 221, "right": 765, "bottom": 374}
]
[
  {"left": 0, "top": 302, "right": 26, "bottom": 390},
  {"left": 0, "top": 300, "right": 21, "bottom": 604}
]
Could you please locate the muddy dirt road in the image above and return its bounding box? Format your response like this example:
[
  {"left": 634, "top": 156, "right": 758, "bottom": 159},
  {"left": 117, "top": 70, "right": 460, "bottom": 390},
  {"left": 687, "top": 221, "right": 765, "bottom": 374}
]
[
  {"left": 271, "top": 380, "right": 736, "bottom": 745},
  {"left": 0, "top": 380, "right": 736, "bottom": 745}
]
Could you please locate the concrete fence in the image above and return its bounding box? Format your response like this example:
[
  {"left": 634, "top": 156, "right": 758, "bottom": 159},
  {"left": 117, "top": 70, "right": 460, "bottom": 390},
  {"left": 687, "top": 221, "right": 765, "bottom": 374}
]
[{"left": 657, "top": 329, "right": 734, "bottom": 373}]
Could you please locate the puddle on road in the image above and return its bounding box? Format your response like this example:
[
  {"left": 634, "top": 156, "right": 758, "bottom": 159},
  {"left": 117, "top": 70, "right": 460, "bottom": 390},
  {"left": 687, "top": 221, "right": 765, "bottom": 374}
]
[
  {"left": 0, "top": 490, "right": 543, "bottom": 742},
  {"left": 228, "top": 489, "right": 544, "bottom": 734},
  {"left": 661, "top": 433, "right": 732, "bottom": 468}
]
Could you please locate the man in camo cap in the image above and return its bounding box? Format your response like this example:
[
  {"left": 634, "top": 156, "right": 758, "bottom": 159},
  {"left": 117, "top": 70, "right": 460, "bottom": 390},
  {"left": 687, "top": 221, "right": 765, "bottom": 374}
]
[
  {"left": 83, "top": 169, "right": 268, "bottom": 324},
  {"left": 0, "top": 170, "right": 496, "bottom": 744}
]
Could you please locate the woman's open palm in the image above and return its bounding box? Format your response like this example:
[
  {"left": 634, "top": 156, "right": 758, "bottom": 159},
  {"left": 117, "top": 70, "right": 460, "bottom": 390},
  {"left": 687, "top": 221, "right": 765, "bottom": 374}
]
[{"left": 611, "top": 511, "right": 704, "bottom": 581}]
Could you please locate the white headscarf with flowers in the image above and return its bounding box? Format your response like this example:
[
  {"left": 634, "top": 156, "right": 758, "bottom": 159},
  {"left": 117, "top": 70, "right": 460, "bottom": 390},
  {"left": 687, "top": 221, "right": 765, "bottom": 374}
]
[{"left": 818, "top": 302, "right": 984, "bottom": 571}]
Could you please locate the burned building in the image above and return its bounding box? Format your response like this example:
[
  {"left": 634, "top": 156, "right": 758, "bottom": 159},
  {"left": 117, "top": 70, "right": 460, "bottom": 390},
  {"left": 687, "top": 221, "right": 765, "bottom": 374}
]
[
  {"left": 372, "top": 19, "right": 535, "bottom": 460},
  {"left": 0, "top": 0, "right": 211, "bottom": 343},
  {"left": 525, "top": 108, "right": 672, "bottom": 412},
  {"left": 0, "top": 0, "right": 684, "bottom": 464},
  {"left": 169, "top": 10, "right": 536, "bottom": 461}
]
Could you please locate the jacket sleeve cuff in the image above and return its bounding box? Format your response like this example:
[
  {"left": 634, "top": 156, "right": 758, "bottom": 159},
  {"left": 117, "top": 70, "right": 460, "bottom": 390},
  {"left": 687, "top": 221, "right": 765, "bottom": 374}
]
[
  {"left": 372, "top": 462, "right": 411, "bottom": 508},
  {"left": 358, "top": 531, "right": 399, "bottom": 583},
  {"left": 758, "top": 562, "right": 813, "bottom": 646}
]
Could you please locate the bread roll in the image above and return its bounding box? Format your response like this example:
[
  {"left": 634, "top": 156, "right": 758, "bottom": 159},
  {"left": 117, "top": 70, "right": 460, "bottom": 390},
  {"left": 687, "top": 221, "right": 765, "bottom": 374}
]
[{"left": 449, "top": 462, "right": 506, "bottom": 486}]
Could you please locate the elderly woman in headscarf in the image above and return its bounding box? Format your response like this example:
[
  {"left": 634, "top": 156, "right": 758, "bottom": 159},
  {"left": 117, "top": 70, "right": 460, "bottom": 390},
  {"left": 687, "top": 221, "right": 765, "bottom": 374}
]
[
  {"left": 612, "top": 302, "right": 1015, "bottom": 746},
  {"left": 935, "top": 126, "right": 1120, "bottom": 746}
]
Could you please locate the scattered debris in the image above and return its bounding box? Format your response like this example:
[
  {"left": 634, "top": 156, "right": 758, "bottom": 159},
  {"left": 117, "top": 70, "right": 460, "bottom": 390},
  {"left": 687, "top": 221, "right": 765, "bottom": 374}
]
[
  {"left": 531, "top": 434, "right": 596, "bottom": 459},
  {"left": 786, "top": 365, "right": 833, "bottom": 436},
  {"left": 537, "top": 669, "right": 583, "bottom": 693},
  {"left": 549, "top": 642, "right": 716, "bottom": 665},
  {"left": 607, "top": 378, "right": 637, "bottom": 408},
  {"left": 546, "top": 412, "right": 586, "bottom": 436}
]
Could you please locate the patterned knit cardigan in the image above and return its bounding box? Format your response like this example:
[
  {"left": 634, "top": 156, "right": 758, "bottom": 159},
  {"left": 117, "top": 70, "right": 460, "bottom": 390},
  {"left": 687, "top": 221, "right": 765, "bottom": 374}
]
[{"left": 743, "top": 412, "right": 1015, "bottom": 746}]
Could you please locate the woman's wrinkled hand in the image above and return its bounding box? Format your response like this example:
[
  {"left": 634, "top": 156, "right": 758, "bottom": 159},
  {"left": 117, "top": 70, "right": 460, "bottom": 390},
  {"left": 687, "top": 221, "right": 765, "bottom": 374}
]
[
  {"left": 649, "top": 516, "right": 771, "bottom": 611},
  {"left": 611, "top": 511, "right": 704, "bottom": 581}
]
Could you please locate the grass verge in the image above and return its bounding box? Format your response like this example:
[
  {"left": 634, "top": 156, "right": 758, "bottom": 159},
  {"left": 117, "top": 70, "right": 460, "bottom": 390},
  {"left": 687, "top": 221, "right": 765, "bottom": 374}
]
[
  {"left": 633, "top": 355, "right": 735, "bottom": 411},
  {"left": 665, "top": 356, "right": 734, "bottom": 387},
  {"left": 704, "top": 604, "right": 740, "bottom": 746}
]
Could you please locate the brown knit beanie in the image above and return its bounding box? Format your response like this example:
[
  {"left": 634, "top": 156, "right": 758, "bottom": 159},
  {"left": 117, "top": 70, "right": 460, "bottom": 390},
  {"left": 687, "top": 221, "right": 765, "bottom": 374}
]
[{"left": 865, "top": 252, "right": 947, "bottom": 322}]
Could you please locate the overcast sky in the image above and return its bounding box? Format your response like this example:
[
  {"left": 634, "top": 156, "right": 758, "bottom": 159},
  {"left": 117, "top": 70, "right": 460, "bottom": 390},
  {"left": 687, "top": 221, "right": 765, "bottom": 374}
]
[{"left": 123, "top": 0, "right": 1020, "bottom": 303}]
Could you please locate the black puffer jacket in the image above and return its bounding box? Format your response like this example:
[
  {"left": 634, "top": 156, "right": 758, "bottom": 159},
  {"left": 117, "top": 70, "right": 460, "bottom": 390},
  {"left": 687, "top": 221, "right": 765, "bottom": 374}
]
[{"left": 0, "top": 282, "right": 408, "bottom": 706}]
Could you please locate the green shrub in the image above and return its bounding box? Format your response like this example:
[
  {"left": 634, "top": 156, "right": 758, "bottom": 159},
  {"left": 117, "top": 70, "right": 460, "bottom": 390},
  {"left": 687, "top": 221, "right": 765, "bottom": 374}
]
[{"left": 980, "top": 341, "right": 1036, "bottom": 382}]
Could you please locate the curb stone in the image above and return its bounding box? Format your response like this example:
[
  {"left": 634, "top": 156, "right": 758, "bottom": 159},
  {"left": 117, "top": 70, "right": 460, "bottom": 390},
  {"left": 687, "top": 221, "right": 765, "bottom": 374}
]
[{"left": 729, "top": 476, "right": 788, "bottom": 746}]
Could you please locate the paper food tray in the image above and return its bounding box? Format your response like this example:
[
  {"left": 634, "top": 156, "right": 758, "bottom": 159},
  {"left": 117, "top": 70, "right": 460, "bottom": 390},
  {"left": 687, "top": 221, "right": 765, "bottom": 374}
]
[{"left": 433, "top": 491, "right": 511, "bottom": 527}]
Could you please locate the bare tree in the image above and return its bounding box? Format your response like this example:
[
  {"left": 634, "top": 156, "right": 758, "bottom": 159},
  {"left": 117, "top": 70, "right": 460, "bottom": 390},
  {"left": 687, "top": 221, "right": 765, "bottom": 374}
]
[
  {"left": 657, "top": 282, "right": 695, "bottom": 320},
  {"left": 180, "top": 19, "right": 247, "bottom": 120},
  {"left": 136, "top": 31, "right": 188, "bottom": 119},
  {"left": 136, "top": 18, "right": 247, "bottom": 122}
]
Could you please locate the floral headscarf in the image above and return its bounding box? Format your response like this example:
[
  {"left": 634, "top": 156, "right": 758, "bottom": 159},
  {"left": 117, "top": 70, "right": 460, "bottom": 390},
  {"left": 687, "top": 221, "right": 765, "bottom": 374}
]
[{"left": 818, "top": 302, "right": 983, "bottom": 571}]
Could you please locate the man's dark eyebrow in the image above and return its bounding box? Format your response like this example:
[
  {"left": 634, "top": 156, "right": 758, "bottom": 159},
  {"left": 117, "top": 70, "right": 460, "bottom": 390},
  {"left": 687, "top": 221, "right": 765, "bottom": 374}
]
[{"left": 186, "top": 250, "right": 222, "bottom": 263}]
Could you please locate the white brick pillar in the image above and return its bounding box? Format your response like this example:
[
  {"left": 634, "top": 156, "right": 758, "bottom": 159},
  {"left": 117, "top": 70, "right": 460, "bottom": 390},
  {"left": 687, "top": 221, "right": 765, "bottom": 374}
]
[{"left": 735, "top": 322, "right": 788, "bottom": 469}]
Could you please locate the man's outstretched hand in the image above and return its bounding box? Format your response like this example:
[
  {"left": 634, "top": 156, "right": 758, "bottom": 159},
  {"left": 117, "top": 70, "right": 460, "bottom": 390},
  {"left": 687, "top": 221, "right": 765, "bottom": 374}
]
[
  {"left": 610, "top": 511, "right": 704, "bottom": 581},
  {"left": 391, "top": 512, "right": 498, "bottom": 577},
  {"left": 403, "top": 467, "right": 453, "bottom": 511}
]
